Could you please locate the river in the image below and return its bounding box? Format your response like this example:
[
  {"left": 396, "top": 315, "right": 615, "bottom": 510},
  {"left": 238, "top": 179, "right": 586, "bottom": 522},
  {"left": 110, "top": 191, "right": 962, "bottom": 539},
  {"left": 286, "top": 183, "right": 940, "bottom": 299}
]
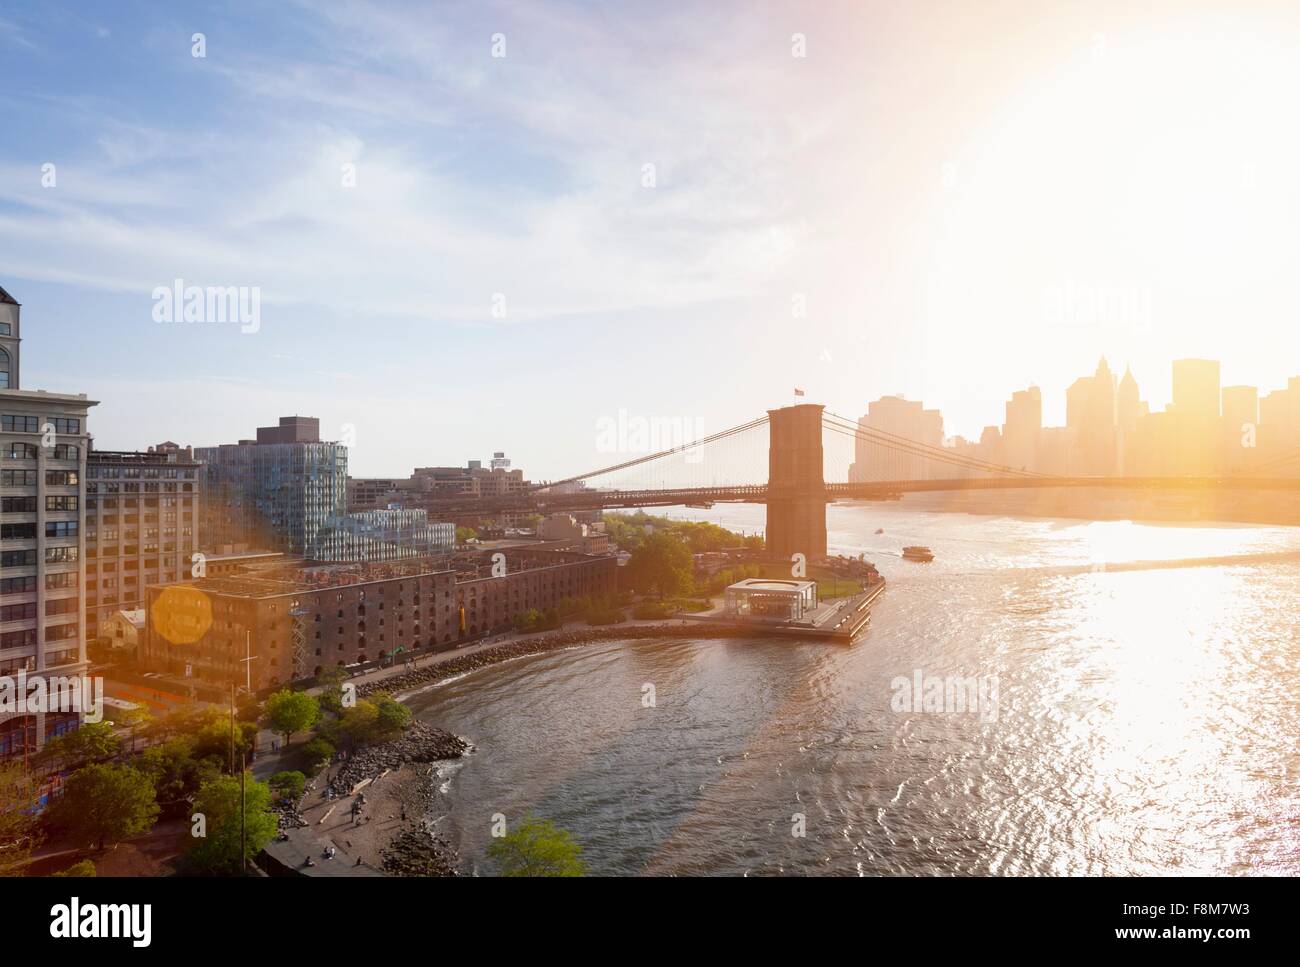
[{"left": 405, "top": 502, "right": 1300, "bottom": 875}]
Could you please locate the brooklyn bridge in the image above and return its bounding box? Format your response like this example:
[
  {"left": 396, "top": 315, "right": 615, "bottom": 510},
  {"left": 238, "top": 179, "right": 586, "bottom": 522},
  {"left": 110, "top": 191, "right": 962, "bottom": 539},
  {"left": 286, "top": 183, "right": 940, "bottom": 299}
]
[{"left": 414, "top": 404, "right": 1300, "bottom": 558}]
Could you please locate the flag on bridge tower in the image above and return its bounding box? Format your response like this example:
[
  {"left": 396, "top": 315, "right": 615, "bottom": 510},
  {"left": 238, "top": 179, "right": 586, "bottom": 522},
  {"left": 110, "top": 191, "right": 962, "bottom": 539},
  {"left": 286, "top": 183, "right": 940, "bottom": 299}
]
[{"left": 794, "top": 388, "right": 805, "bottom": 397}]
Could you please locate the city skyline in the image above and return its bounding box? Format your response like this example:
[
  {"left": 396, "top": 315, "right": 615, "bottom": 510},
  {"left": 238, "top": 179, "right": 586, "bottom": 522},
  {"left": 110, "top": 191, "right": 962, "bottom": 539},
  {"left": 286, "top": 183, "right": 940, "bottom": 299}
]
[
  {"left": 9, "top": 272, "right": 1300, "bottom": 481},
  {"left": 4, "top": 1, "right": 1300, "bottom": 478}
]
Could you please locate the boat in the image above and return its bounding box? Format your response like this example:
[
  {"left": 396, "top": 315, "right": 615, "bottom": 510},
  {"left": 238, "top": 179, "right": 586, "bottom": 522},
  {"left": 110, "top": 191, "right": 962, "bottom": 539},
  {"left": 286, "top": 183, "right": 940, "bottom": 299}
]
[{"left": 902, "top": 545, "right": 934, "bottom": 562}]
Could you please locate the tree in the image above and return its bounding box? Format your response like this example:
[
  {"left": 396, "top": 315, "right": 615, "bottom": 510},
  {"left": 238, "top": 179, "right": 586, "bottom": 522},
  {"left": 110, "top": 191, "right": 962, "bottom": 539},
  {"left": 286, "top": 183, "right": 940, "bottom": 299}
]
[
  {"left": 114, "top": 706, "right": 153, "bottom": 754},
  {"left": 0, "top": 762, "right": 42, "bottom": 876},
  {"left": 372, "top": 694, "right": 412, "bottom": 737},
  {"left": 145, "top": 705, "right": 204, "bottom": 744},
  {"left": 455, "top": 525, "right": 477, "bottom": 543},
  {"left": 301, "top": 737, "right": 335, "bottom": 771},
  {"left": 52, "top": 859, "right": 96, "bottom": 877},
  {"left": 337, "top": 699, "right": 380, "bottom": 745},
  {"left": 137, "top": 737, "right": 216, "bottom": 814},
  {"left": 187, "top": 773, "right": 279, "bottom": 875},
  {"left": 487, "top": 816, "right": 586, "bottom": 877},
  {"left": 189, "top": 708, "right": 258, "bottom": 770},
  {"left": 315, "top": 665, "right": 348, "bottom": 714},
  {"left": 48, "top": 764, "right": 159, "bottom": 851},
  {"left": 269, "top": 771, "right": 306, "bottom": 804},
  {"left": 263, "top": 689, "right": 321, "bottom": 749},
  {"left": 37, "top": 720, "right": 122, "bottom": 771},
  {"left": 625, "top": 532, "right": 694, "bottom": 599}
]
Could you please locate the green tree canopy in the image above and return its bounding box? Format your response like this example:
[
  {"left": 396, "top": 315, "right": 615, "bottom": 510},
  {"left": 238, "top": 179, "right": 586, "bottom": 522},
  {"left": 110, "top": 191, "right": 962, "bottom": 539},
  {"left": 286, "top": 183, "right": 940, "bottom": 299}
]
[
  {"left": 52, "top": 859, "right": 97, "bottom": 877},
  {"left": 187, "top": 772, "right": 279, "bottom": 875},
  {"left": 137, "top": 737, "right": 217, "bottom": 812},
  {"left": 48, "top": 763, "right": 159, "bottom": 851},
  {"left": 0, "top": 762, "right": 42, "bottom": 876},
  {"left": 301, "top": 736, "right": 335, "bottom": 771},
  {"left": 487, "top": 815, "right": 587, "bottom": 877},
  {"left": 314, "top": 665, "right": 349, "bottom": 714},
  {"left": 263, "top": 688, "right": 321, "bottom": 747},
  {"left": 372, "top": 694, "right": 412, "bottom": 737},
  {"left": 625, "top": 531, "right": 694, "bottom": 599},
  {"left": 269, "top": 770, "right": 306, "bottom": 803},
  {"left": 37, "top": 720, "right": 122, "bottom": 771},
  {"left": 113, "top": 706, "right": 153, "bottom": 754},
  {"left": 337, "top": 699, "right": 380, "bottom": 745},
  {"left": 189, "top": 708, "right": 258, "bottom": 770}
]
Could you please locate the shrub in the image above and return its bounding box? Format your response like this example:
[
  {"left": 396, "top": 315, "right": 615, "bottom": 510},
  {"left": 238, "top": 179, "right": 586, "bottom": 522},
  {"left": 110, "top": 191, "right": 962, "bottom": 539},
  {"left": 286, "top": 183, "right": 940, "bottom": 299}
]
[
  {"left": 52, "top": 859, "right": 97, "bottom": 877},
  {"left": 302, "top": 737, "right": 335, "bottom": 771},
  {"left": 269, "top": 770, "right": 307, "bottom": 803}
]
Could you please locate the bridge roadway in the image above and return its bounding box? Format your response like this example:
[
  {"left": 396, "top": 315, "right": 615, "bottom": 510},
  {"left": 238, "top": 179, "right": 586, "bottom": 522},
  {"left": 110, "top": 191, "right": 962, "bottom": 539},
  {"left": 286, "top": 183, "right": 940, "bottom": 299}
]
[{"left": 401, "top": 476, "right": 1300, "bottom": 519}]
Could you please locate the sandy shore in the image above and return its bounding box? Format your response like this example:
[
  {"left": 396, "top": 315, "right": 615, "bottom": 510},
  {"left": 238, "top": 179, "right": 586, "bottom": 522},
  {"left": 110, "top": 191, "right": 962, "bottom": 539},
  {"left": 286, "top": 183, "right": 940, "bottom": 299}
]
[{"left": 298, "top": 763, "right": 433, "bottom": 871}]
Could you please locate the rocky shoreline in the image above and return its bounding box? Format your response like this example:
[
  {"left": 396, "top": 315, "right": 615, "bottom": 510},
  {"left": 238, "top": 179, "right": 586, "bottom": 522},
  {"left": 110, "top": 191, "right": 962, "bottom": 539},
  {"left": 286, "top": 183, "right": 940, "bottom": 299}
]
[{"left": 324, "top": 720, "right": 470, "bottom": 800}]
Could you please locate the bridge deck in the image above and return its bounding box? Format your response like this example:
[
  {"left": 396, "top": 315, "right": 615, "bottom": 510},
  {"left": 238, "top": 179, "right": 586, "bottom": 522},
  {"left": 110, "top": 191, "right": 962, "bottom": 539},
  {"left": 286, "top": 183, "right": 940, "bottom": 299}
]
[{"left": 398, "top": 477, "right": 1300, "bottom": 519}]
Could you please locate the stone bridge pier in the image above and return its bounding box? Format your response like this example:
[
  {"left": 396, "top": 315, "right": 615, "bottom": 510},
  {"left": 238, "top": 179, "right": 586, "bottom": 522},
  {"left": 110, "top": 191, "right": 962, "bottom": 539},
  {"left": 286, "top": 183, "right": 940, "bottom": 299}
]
[{"left": 765, "top": 403, "right": 827, "bottom": 560}]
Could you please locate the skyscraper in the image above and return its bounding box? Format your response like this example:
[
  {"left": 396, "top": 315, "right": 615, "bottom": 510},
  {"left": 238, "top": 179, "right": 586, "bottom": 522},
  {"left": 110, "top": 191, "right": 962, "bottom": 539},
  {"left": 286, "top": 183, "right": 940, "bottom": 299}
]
[
  {"left": 848, "top": 396, "right": 944, "bottom": 481},
  {"left": 1116, "top": 366, "right": 1142, "bottom": 473},
  {"left": 1065, "top": 358, "right": 1118, "bottom": 475},
  {"left": 1001, "top": 386, "right": 1041, "bottom": 472},
  {"left": 1171, "top": 359, "right": 1221, "bottom": 475},
  {"left": 1116, "top": 366, "right": 1141, "bottom": 433},
  {"left": 1172, "top": 359, "right": 1221, "bottom": 422}
]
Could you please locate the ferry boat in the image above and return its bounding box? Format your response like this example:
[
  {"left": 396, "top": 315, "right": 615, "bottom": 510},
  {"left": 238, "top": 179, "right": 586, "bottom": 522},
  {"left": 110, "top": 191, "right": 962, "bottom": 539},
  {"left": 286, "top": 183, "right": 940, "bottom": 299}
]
[{"left": 902, "top": 545, "right": 934, "bottom": 562}]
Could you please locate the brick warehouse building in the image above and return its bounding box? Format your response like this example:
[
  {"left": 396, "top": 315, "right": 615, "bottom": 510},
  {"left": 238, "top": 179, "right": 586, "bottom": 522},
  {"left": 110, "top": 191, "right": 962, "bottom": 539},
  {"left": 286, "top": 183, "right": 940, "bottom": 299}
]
[{"left": 139, "top": 549, "right": 616, "bottom": 690}]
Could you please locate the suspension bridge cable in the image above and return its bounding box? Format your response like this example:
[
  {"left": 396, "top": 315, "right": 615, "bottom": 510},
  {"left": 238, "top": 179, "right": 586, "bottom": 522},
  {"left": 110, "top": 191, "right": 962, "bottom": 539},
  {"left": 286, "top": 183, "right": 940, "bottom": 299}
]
[
  {"left": 820, "top": 421, "right": 1027, "bottom": 477},
  {"left": 822, "top": 411, "right": 1049, "bottom": 476},
  {"left": 534, "top": 416, "right": 771, "bottom": 491},
  {"left": 821, "top": 415, "right": 1052, "bottom": 478},
  {"left": 1235, "top": 445, "right": 1300, "bottom": 474}
]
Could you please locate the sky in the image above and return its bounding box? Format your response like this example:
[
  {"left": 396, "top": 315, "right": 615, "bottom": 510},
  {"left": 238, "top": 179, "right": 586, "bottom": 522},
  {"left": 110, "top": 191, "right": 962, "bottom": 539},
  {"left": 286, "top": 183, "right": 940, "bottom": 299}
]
[{"left": 2, "top": 0, "right": 1299, "bottom": 478}]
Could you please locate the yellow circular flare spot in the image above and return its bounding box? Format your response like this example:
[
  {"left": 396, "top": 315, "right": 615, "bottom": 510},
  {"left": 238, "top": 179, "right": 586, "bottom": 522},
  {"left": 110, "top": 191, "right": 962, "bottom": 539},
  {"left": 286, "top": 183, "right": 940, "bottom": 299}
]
[{"left": 150, "top": 586, "right": 214, "bottom": 645}]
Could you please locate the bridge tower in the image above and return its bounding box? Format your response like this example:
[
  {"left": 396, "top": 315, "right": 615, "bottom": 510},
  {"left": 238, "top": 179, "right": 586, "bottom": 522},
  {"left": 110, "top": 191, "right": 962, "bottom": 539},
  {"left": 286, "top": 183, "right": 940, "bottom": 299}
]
[{"left": 765, "top": 403, "right": 827, "bottom": 559}]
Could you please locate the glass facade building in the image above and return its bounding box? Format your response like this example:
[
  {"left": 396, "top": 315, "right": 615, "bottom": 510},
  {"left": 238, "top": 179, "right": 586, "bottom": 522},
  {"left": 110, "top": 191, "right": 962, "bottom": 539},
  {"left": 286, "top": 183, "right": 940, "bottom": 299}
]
[
  {"left": 196, "top": 437, "right": 348, "bottom": 556},
  {"left": 307, "top": 508, "right": 455, "bottom": 562}
]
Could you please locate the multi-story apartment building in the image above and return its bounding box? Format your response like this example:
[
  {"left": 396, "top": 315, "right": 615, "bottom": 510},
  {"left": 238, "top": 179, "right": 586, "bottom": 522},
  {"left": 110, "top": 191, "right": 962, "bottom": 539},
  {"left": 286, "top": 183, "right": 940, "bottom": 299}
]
[
  {"left": 307, "top": 508, "right": 455, "bottom": 562},
  {"left": 83, "top": 443, "right": 202, "bottom": 639},
  {"left": 139, "top": 548, "right": 616, "bottom": 690},
  {"left": 0, "top": 284, "right": 96, "bottom": 759},
  {"left": 196, "top": 416, "right": 348, "bottom": 556}
]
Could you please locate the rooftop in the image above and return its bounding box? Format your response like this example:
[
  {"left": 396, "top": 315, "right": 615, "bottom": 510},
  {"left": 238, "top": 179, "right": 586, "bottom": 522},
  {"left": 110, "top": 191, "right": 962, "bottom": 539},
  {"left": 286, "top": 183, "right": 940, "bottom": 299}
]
[
  {"left": 0, "top": 284, "right": 18, "bottom": 305},
  {"left": 728, "top": 578, "right": 817, "bottom": 593},
  {"left": 157, "top": 549, "right": 599, "bottom": 600},
  {"left": 89, "top": 448, "right": 201, "bottom": 466}
]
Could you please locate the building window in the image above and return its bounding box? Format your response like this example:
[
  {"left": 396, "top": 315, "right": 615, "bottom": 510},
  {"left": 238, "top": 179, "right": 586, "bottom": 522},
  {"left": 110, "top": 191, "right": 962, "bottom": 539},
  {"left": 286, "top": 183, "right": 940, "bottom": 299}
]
[{"left": 1, "top": 415, "right": 38, "bottom": 433}]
